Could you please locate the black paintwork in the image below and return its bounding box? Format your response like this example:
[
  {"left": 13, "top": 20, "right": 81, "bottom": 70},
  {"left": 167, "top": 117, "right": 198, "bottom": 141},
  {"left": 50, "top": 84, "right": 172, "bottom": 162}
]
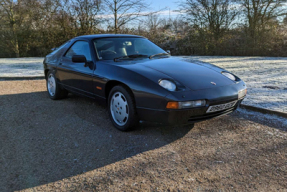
[{"left": 43, "top": 34, "right": 246, "bottom": 124}]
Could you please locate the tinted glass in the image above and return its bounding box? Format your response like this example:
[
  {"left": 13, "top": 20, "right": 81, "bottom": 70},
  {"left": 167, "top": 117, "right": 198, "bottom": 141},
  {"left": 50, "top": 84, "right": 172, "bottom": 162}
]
[
  {"left": 93, "top": 38, "right": 165, "bottom": 60},
  {"left": 65, "top": 41, "right": 92, "bottom": 61}
]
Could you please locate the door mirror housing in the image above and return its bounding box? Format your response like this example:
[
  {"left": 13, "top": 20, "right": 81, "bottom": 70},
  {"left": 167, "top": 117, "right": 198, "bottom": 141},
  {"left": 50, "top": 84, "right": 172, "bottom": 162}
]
[
  {"left": 166, "top": 50, "right": 171, "bottom": 54},
  {"left": 72, "top": 55, "right": 87, "bottom": 63}
]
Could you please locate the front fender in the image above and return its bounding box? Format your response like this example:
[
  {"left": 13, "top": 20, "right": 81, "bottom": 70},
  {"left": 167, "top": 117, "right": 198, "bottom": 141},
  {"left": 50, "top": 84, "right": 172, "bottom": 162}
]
[{"left": 96, "top": 62, "right": 171, "bottom": 110}]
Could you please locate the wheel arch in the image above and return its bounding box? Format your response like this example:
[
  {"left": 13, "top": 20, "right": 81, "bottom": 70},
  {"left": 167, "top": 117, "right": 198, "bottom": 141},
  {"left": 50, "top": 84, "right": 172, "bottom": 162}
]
[
  {"left": 44, "top": 69, "right": 49, "bottom": 80},
  {"left": 105, "top": 80, "right": 135, "bottom": 104}
]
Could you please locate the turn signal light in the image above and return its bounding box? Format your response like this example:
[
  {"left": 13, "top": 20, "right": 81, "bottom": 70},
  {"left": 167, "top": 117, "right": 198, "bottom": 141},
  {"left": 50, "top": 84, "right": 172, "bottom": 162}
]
[
  {"left": 166, "top": 102, "right": 179, "bottom": 109},
  {"left": 238, "top": 88, "right": 247, "bottom": 99}
]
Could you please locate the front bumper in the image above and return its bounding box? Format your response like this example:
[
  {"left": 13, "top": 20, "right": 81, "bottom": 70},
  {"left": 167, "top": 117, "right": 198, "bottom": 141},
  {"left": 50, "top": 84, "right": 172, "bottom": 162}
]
[
  {"left": 136, "top": 79, "right": 246, "bottom": 125},
  {"left": 137, "top": 98, "right": 243, "bottom": 125}
]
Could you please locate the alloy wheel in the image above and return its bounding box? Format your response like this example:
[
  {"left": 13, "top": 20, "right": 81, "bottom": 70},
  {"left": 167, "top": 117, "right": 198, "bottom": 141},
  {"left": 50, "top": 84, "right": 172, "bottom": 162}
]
[
  {"left": 110, "top": 92, "right": 129, "bottom": 126},
  {"left": 47, "top": 74, "right": 56, "bottom": 97}
]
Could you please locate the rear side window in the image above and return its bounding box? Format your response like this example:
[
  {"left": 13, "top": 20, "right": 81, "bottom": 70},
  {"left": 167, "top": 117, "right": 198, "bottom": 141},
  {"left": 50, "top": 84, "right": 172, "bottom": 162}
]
[
  {"left": 50, "top": 41, "right": 70, "bottom": 55},
  {"left": 65, "top": 41, "right": 92, "bottom": 61}
]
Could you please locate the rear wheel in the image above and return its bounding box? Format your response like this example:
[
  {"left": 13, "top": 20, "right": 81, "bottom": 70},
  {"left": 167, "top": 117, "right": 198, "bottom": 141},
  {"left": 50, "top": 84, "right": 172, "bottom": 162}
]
[
  {"left": 108, "top": 85, "right": 139, "bottom": 131},
  {"left": 46, "top": 71, "right": 68, "bottom": 100}
]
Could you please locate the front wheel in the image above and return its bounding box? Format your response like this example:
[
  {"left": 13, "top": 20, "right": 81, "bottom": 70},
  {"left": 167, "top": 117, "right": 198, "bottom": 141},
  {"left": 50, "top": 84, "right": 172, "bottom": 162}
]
[
  {"left": 108, "top": 85, "right": 139, "bottom": 131},
  {"left": 46, "top": 71, "right": 68, "bottom": 100}
]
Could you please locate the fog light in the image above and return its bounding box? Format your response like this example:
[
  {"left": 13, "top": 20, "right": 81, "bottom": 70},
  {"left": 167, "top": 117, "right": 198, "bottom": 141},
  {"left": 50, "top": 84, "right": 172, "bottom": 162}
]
[
  {"left": 166, "top": 100, "right": 206, "bottom": 109},
  {"left": 179, "top": 100, "right": 206, "bottom": 109}
]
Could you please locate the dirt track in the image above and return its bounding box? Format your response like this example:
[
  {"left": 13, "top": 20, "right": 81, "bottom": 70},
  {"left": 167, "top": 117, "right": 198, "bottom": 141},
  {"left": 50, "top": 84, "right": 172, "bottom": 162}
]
[{"left": 0, "top": 80, "right": 286, "bottom": 191}]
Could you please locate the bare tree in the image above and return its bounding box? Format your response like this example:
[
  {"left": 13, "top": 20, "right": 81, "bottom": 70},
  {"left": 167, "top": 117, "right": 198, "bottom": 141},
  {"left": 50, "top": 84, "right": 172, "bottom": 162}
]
[
  {"left": 145, "top": 13, "right": 162, "bottom": 32},
  {"left": 241, "top": 0, "right": 287, "bottom": 43},
  {"left": 103, "top": 0, "right": 150, "bottom": 34},
  {"left": 70, "top": 0, "right": 103, "bottom": 34},
  {"left": 179, "top": 0, "right": 238, "bottom": 40},
  {"left": 0, "top": 0, "right": 22, "bottom": 57}
]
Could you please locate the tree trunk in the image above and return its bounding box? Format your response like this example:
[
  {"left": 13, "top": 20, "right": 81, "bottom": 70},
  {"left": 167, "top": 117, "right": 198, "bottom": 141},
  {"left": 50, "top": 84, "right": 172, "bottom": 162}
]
[
  {"left": 12, "top": 24, "right": 20, "bottom": 57},
  {"left": 12, "top": 30, "right": 20, "bottom": 58},
  {"left": 114, "top": 0, "right": 117, "bottom": 34},
  {"left": 15, "top": 39, "right": 19, "bottom": 58},
  {"left": 8, "top": 3, "right": 20, "bottom": 58}
]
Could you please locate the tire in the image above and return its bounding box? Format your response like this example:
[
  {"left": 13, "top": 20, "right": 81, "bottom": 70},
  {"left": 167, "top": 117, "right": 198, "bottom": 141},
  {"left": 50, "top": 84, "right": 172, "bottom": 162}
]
[
  {"left": 46, "top": 71, "right": 68, "bottom": 100},
  {"left": 108, "top": 85, "right": 139, "bottom": 131}
]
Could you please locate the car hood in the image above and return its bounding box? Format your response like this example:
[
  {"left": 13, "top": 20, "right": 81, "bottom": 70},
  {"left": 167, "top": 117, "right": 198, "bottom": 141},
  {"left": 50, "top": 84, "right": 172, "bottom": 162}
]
[{"left": 134, "top": 57, "right": 234, "bottom": 90}]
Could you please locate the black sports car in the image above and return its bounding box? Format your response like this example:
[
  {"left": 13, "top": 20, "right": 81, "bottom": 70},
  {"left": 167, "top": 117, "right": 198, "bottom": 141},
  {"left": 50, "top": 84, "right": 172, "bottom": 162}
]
[{"left": 44, "top": 34, "right": 247, "bottom": 131}]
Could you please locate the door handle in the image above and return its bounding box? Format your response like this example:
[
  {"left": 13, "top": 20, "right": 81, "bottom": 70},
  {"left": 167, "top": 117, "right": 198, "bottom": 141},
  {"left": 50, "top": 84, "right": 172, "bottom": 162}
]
[{"left": 84, "top": 61, "right": 93, "bottom": 68}]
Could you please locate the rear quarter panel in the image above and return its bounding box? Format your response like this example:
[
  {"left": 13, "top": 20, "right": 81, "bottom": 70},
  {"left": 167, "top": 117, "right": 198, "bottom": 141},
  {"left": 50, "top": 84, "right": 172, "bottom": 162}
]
[{"left": 43, "top": 41, "right": 73, "bottom": 78}]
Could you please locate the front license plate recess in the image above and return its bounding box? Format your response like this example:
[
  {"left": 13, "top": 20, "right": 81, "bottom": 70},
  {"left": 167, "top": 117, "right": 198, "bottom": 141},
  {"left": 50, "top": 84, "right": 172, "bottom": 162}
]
[{"left": 206, "top": 100, "right": 237, "bottom": 113}]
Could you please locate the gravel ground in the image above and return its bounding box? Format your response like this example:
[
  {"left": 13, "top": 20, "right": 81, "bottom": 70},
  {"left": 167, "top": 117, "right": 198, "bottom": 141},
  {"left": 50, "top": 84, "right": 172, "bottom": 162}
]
[{"left": 0, "top": 80, "right": 286, "bottom": 191}]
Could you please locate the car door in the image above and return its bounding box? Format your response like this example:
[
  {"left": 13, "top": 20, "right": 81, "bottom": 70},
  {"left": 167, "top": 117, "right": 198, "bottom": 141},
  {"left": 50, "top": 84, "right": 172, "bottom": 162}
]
[{"left": 57, "top": 40, "right": 95, "bottom": 97}]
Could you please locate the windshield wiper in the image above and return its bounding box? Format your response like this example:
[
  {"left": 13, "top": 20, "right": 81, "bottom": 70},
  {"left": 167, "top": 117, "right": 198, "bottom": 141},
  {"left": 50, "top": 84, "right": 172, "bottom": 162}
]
[
  {"left": 149, "top": 53, "right": 169, "bottom": 59},
  {"left": 114, "top": 54, "right": 148, "bottom": 62}
]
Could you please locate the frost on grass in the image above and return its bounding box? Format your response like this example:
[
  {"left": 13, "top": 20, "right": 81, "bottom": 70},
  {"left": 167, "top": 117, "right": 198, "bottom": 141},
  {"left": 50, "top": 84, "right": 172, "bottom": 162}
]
[
  {"left": 180, "top": 56, "right": 287, "bottom": 113},
  {"left": 0, "top": 57, "right": 44, "bottom": 77}
]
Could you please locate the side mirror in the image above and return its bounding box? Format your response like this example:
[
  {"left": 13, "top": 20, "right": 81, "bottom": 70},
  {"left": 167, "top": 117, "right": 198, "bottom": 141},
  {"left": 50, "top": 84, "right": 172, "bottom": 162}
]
[
  {"left": 166, "top": 50, "right": 171, "bottom": 54},
  {"left": 72, "top": 55, "right": 87, "bottom": 63}
]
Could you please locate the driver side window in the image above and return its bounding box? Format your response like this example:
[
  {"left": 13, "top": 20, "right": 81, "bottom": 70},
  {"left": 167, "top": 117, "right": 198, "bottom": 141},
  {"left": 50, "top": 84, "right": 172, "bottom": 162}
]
[{"left": 65, "top": 41, "right": 92, "bottom": 61}]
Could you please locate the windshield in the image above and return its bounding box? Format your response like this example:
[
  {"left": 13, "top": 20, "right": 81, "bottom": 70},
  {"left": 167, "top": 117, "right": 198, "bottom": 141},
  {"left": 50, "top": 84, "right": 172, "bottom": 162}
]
[{"left": 93, "top": 37, "right": 166, "bottom": 61}]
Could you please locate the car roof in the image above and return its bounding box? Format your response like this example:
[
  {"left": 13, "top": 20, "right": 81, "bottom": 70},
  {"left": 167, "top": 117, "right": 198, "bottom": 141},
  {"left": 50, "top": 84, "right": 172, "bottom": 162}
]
[{"left": 74, "top": 34, "right": 144, "bottom": 40}]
